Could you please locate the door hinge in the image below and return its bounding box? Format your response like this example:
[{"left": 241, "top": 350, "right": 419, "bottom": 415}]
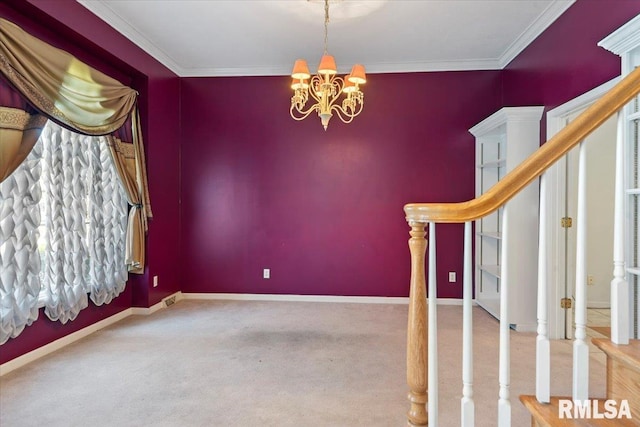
[
  {"left": 561, "top": 217, "right": 573, "bottom": 228},
  {"left": 561, "top": 298, "right": 572, "bottom": 309}
]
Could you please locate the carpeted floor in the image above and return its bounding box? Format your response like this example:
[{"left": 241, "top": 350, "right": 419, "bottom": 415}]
[{"left": 0, "top": 300, "right": 606, "bottom": 426}]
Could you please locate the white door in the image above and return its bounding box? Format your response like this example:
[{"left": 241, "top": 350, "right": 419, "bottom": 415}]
[
  {"left": 545, "top": 78, "right": 620, "bottom": 340},
  {"left": 564, "top": 146, "right": 578, "bottom": 339},
  {"left": 561, "top": 112, "right": 617, "bottom": 339}
]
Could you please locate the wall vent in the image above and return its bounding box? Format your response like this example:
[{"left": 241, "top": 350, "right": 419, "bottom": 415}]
[{"left": 164, "top": 296, "right": 177, "bottom": 307}]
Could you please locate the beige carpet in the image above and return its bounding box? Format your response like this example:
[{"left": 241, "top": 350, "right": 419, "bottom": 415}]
[{"left": 0, "top": 300, "right": 606, "bottom": 426}]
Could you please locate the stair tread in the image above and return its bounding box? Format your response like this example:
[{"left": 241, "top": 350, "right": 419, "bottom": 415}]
[
  {"left": 592, "top": 339, "right": 640, "bottom": 371},
  {"left": 520, "top": 395, "right": 637, "bottom": 426}
]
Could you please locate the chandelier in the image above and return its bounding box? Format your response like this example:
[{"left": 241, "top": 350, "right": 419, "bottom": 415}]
[{"left": 289, "top": 0, "right": 366, "bottom": 130}]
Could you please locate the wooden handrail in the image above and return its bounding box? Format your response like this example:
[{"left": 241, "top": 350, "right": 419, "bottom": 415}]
[{"left": 404, "top": 65, "right": 640, "bottom": 223}]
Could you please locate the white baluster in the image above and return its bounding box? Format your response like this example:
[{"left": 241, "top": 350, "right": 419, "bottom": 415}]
[
  {"left": 536, "top": 173, "right": 550, "bottom": 403},
  {"left": 611, "top": 112, "right": 629, "bottom": 345},
  {"left": 461, "top": 221, "right": 475, "bottom": 426},
  {"left": 498, "top": 205, "right": 511, "bottom": 427},
  {"left": 573, "top": 141, "right": 589, "bottom": 402},
  {"left": 428, "top": 222, "right": 439, "bottom": 425}
]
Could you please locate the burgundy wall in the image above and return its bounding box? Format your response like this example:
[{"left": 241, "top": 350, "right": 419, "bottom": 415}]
[
  {"left": 503, "top": 0, "right": 640, "bottom": 131},
  {"left": 0, "top": 1, "right": 180, "bottom": 364},
  {"left": 180, "top": 72, "right": 502, "bottom": 298},
  {"left": 178, "top": 0, "right": 640, "bottom": 301}
]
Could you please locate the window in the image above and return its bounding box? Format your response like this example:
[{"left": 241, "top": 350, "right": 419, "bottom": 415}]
[{"left": 0, "top": 120, "right": 128, "bottom": 342}]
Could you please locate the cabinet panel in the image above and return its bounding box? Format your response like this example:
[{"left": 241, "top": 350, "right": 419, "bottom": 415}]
[{"left": 470, "top": 107, "right": 543, "bottom": 331}]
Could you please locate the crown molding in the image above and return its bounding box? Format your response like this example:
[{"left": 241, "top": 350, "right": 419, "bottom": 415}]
[
  {"left": 78, "top": 0, "right": 574, "bottom": 77},
  {"left": 499, "top": 0, "right": 575, "bottom": 68},
  {"left": 178, "top": 58, "right": 502, "bottom": 77},
  {"left": 598, "top": 14, "right": 640, "bottom": 55},
  {"left": 77, "top": 0, "right": 183, "bottom": 76},
  {"left": 78, "top": 0, "right": 500, "bottom": 77},
  {"left": 364, "top": 58, "right": 501, "bottom": 74}
]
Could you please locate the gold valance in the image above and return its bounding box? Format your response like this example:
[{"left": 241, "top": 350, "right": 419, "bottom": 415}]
[
  {"left": 0, "top": 17, "right": 152, "bottom": 273},
  {"left": 0, "top": 18, "right": 136, "bottom": 135}
]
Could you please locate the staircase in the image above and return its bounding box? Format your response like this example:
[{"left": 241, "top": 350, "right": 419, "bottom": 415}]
[
  {"left": 401, "top": 17, "right": 640, "bottom": 426},
  {"left": 521, "top": 339, "right": 640, "bottom": 425}
]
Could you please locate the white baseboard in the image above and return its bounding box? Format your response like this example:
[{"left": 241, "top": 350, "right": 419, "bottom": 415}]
[
  {"left": 587, "top": 301, "right": 611, "bottom": 309},
  {"left": 430, "top": 298, "right": 471, "bottom": 306},
  {"left": 182, "top": 292, "right": 410, "bottom": 304},
  {"left": 182, "top": 293, "right": 472, "bottom": 306},
  {"left": 1, "top": 291, "right": 183, "bottom": 376},
  {"left": 1, "top": 291, "right": 467, "bottom": 376},
  {"left": 131, "top": 292, "right": 184, "bottom": 315},
  {"left": 0, "top": 308, "right": 132, "bottom": 377},
  {"left": 513, "top": 323, "right": 538, "bottom": 333}
]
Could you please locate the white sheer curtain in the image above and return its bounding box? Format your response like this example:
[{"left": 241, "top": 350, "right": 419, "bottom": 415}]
[
  {"left": 39, "top": 123, "right": 128, "bottom": 323},
  {"left": 39, "top": 123, "right": 90, "bottom": 322},
  {"left": 86, "top": 132, "right": 128, "bottom": 306},
  {"left": 0, "top": 141, "right": 42, "bottom": 344},
  {"left": 0, "top": 121, "right": 128, "bottom": 343}
]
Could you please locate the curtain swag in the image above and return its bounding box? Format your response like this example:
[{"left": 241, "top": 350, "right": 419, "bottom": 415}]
[{"left": 0, "top": 17, "right": 152, "bottom": 273}]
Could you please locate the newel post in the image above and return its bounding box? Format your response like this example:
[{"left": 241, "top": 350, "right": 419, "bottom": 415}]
[{"left": 407, "top": 221, "right": 428, "bottom": 426}]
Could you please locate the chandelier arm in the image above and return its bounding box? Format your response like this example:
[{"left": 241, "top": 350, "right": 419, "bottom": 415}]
[
  {"left": 350, "top": 99, "right": 364, "bottom": 116},
  {"left": 331, "top": 104, "right": 363, "bottom": 124},
  {"left": 332, "top": 107, "right": 355, "bottom": 124},
  {"left": 308, "top": 87, "right": 322, "bottom": 105},
  {"left": 290, "top": 103, "right": 318, "bottom": 121},
  {"left": 327, "top": 77, "right": 345, "bottom": 109},
  {"left": 307, "top": 75, "right": 324, "bottom": 104}
]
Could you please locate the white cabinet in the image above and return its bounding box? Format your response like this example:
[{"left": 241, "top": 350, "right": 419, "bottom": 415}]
[{"left": 470, "top": 107, "right": 544, "bottom": 331}]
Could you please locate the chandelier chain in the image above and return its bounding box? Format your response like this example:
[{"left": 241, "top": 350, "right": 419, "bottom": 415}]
[{"left": 324, "top": 0, "right": 330, "bottom": 54}]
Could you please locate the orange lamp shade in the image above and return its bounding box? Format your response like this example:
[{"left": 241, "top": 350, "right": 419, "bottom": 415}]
[
  {"left": 291, "top": 79, "right": 309, "bottom": 90},
  {"left": 291, "top": 59, "right": 311, "bottom": 79},
  {"left": 348, "top": 64, "right": 366, "bottom": 84},
  {"left": 342, "top": 75, "right": 357, "bottom": 93},
  {"left": 317, "top": 54, "right": 337, "bottom": 75}
]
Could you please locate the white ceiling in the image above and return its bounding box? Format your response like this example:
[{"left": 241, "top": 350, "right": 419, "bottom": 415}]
[{"left": 77, "top": 0, "right": 575, "bottom": 77}]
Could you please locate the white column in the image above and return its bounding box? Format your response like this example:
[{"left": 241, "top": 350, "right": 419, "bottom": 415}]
[
  {"left": 536, "top": 173, "right": 550, "bottom": 403},
  {"left": 611, "top": 112, "right": 629, "bottom": 345},
  {"left": 498, "top": 205, "right": 511, "bottom": 427},
  {"left": 572, "top": 141, "right": 589, "bottom": 402},
  {"left": 428, "top": 222, "right": 439, "bottom": 425},
  {"left": 461, "top": 221, "right": 475, "bottom": 426}
]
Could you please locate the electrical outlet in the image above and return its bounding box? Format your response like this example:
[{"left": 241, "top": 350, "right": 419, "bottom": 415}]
[
  {"left": 153, "top": 275, "right": 158, "bottom": 287},
  {"left": 587, "top": 275, "right": 594, "bottom": 286},
  {"left": 263, "top": 268, "right": 270, "bottom": 279},
  {"left": 448, "top": 272, "right": 456, "bottom": 283}
]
